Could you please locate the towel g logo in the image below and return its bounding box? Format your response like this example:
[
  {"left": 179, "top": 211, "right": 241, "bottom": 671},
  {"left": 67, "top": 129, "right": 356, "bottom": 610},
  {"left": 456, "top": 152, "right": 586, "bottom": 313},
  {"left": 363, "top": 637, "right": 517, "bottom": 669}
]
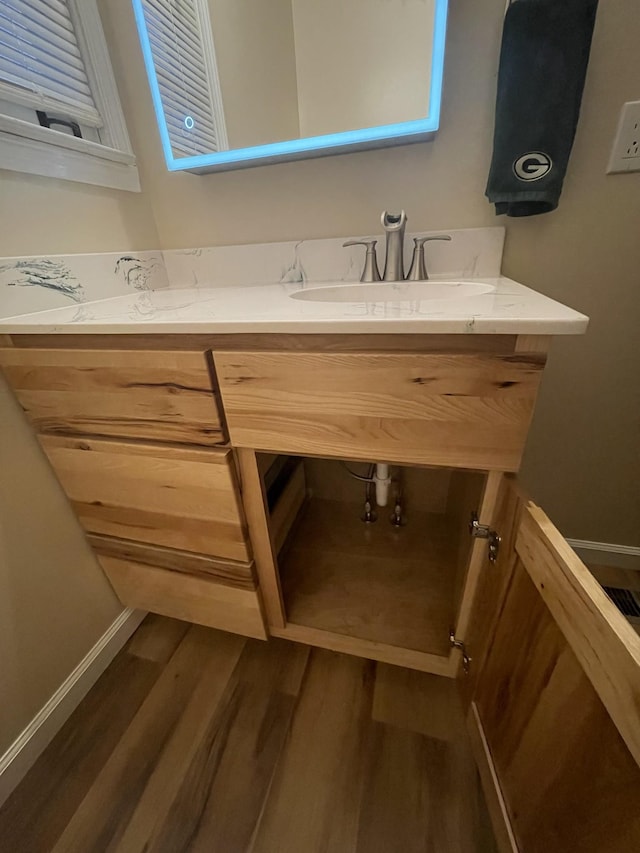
[{"left": 513, "top": 152, "right": 553, "bottom": 182}]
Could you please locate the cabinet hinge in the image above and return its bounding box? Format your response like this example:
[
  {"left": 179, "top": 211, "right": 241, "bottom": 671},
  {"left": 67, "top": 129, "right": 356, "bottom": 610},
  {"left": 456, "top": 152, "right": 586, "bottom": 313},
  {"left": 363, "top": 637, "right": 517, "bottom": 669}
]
[
  {"left": 449, "top": 629, "right": 471, "bottom": 675},
  {"left": 469, "top": 511, "right": 501, "bottom": 563}
]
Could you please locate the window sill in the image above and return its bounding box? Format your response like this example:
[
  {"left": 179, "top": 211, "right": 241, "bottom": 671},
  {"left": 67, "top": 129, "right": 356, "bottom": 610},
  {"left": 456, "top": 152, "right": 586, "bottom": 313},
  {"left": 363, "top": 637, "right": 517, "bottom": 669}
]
[{"left": 0, "top": 115, "right": 140, "bottom": 193}]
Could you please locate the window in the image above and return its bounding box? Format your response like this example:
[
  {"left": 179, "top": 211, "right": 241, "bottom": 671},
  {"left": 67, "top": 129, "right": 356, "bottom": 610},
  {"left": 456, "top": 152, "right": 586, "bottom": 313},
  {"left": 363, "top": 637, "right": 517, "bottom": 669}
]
[{"left": 0, "top": 0, "right": 139, "bottom": 191}]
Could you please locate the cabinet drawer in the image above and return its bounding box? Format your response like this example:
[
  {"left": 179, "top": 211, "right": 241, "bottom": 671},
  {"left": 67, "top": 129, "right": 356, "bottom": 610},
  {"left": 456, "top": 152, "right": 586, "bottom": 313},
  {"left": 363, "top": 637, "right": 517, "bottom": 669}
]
[
  {"left": 40, "top": 435, "right": 251, "bottom": 562},
  {"left": 0, "top": 348, "right": 224, "bottom": 445},
  {"left": 214, "top": 351, "right": 546, "bottom": 471},
  {"left": 87, "top": 533, "right": 257, "bottom": 588},
  {"left": 97, "top": 552, "right": 267, "bottom": 639}
]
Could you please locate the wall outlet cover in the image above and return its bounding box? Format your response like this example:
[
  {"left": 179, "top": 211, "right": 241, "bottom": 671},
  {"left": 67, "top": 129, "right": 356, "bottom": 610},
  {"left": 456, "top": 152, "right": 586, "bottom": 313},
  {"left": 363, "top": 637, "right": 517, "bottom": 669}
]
[{"left": 607, "top": 100, "right": 640, "bottom": 174}]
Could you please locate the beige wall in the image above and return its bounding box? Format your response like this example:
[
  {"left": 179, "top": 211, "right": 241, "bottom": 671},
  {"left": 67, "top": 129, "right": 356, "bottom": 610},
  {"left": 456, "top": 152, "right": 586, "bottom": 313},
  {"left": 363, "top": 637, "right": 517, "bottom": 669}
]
[
  {"left": 0, "top": 169, "right": 159, "bottom": 257},
  {"left": 101, "top": 0, "right": 639, "bottom": 545},
  {"left": 292, "top": 0, "right": 434, "bottom": 137},
  {"left": 0, "top": 377, "right": 123, "bottom": 754},
  {"left": 0, "top": 24, "right": 161, "bottom": 758},
  {"left": 504, "top": 2, "right": 640, "bottom": 546},
  {"left": 207, "top": 0, "right": 299, "bottom": 149},
  {"left": 102, "top": 0, "right": 500, "bottom": 247}
]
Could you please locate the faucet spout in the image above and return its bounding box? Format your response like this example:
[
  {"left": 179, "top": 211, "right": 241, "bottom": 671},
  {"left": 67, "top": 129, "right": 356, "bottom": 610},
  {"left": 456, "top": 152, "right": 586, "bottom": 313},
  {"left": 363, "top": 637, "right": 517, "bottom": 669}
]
[{"left": 381, "top": 211, "right": 407, "bottom": 282}]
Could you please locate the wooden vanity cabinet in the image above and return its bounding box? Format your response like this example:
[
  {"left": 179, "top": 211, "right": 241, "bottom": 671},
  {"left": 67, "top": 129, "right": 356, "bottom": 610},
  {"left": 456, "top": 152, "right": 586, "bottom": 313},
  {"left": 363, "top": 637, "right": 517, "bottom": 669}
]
[
  {"left": 0, "top": 343, "right": 266, "bottom": 638},
  {"left": 2, "top": 334, "right": 639, "bottom": 851}
]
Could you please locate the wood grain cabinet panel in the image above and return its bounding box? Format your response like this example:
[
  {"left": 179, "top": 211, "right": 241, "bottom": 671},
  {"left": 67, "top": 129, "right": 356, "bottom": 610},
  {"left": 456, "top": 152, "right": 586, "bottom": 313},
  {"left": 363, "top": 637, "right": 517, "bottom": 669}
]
[
  {"left": 0, "top": 348, "right": 224, "bottom": 445},
  {"left": 87, "top": 533, "right": 257, "bottom": 589},
  {"left": 468, "top": 493, "right": 640, "bottom": 852},
  {"left": 214, "top": 351, "right": 546, "bottom": 471},
  {"left": 39, "top": 436, "right": 251, "bottom": 562},
  {"left": 98, "top": 554, "right": 267, "bottom": 639},
  {"left": 89, "top": 533, "right": 266, "bottom": 638}
]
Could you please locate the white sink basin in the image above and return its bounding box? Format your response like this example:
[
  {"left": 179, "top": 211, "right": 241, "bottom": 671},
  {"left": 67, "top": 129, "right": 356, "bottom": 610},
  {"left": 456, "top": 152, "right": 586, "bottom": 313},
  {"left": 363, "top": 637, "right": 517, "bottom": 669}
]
[{"left": 289, "top": 281, "right": 495, "bottom": 303}]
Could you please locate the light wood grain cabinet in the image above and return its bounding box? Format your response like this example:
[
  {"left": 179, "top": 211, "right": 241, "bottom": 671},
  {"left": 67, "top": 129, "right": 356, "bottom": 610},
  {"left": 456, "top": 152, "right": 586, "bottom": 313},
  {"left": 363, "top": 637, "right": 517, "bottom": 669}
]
[
  {"left": 214, "top": 350, "right": 546, "bottom": 472},
  {"left": 90, "top": 537, "right": 266, "bottom": 639},
  {"left": 39, "top": 435, "right": 251, "bottom": 562},
  {"left": 2, "top": 334, "right": 639, "bottom": 851},
  {"left": 251, "top": 453, "right": 496, "bottom": 676},
  {"left": 463, "top": 478, "right": 640, "bottom": 852},
  {"left": 35, "top": 433, "right": 267, "bottom": 636},
  {"left": 0, "top": 343, "right": 269, "bottom": 639},
  {"left": 0, "top": 347, "right": 225, "bottom": 445}
]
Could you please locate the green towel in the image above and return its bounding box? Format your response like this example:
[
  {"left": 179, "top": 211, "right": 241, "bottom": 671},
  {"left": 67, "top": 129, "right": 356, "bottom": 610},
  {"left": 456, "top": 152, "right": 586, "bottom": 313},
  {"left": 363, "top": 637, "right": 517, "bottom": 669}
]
[{"left": 486, "top": 0, "right": 599, "bottom": 217}]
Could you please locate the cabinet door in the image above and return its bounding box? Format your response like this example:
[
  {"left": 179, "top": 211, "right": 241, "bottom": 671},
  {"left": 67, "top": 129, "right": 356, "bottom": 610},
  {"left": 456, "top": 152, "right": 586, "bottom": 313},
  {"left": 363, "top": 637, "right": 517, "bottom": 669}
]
[
  {"left": 214, "top": 350, "right": 546, "bottom": 472},
  {"left": 468, "top": 486, "right": 640, "bottom": 852},
  {"left": 39, "top": 435, "right": 251, "bottom": 562},
  {"left": 0, "top": 347, "right": 225, "bottom": 445}
]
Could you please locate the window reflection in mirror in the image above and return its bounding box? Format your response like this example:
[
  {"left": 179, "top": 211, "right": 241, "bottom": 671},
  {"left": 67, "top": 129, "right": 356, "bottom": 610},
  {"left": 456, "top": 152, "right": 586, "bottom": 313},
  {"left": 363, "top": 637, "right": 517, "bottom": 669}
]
[{"left": 132, "top": 0, "right": 448, "bottom": 172}]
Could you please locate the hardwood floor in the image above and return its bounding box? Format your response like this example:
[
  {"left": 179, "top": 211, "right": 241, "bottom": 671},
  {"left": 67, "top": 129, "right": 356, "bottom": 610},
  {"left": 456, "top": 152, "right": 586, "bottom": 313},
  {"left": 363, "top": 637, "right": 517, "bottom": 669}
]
[{"left": 0, "top": 615, "right": 497, "bottom": 853}]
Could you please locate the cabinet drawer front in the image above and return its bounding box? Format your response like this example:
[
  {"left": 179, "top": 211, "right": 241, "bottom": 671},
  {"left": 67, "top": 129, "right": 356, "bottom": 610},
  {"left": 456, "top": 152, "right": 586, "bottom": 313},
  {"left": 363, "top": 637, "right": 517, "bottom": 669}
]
[
  {"left": 0, "top": 348, "right": 224, "bottom": 445},
  {"left": 40, "top": 436, "right": 251, "bottom": 562},
  {"left": 87, "top": 533, "right": 257, "bottom": 589},
  {"left": 99, "top": 554, "right": 267, "bottom": 639},
  {"left": 214, "top": 351, "right": 546, "bottom": 471}
]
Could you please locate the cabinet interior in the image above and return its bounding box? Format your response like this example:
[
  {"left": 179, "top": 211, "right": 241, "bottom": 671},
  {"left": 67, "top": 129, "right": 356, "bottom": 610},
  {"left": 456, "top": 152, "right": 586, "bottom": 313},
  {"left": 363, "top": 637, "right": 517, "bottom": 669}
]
[{"left": 257, "top": 453, "right": 487, "bottom": 668}]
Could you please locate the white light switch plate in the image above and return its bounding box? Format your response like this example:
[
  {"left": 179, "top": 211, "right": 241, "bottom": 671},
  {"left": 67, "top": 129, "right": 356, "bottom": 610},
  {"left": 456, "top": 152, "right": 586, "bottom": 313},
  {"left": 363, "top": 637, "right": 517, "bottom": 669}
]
[{"left": 607, "top": 100, "right": 640, "bottom": 174}]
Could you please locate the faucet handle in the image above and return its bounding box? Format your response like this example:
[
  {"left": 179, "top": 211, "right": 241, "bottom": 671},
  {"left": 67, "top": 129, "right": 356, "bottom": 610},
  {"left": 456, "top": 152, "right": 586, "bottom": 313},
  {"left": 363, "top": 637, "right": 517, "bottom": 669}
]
[
  {"left": 414, "top": 234, "right": 453, "bottom": 246},
  {"left": 406, "top": 234, "right": 452, "bottom": 281},
  {"left": 343, "top": 239, "right": 381, "bottom": 282}
]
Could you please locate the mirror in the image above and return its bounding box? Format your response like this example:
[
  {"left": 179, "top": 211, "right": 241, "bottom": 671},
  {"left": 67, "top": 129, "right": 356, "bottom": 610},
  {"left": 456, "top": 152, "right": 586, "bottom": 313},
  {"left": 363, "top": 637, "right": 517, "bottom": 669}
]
[{"left": 132, "top": 0, "right": 448, "bottom": 173}]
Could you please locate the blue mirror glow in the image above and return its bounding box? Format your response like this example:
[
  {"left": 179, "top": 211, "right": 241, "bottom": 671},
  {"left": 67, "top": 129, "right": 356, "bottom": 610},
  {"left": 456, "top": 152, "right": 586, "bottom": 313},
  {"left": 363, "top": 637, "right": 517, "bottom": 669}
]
[{"left": 132, "top": 0, "right": 449, "bottom": 174}]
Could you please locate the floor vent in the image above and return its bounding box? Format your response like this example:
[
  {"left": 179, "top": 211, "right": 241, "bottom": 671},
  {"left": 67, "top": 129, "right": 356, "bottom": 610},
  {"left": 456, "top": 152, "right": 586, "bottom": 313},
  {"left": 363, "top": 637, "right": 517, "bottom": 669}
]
[{"left": 603, "top": 587, "right": 640, "bottom": 619}]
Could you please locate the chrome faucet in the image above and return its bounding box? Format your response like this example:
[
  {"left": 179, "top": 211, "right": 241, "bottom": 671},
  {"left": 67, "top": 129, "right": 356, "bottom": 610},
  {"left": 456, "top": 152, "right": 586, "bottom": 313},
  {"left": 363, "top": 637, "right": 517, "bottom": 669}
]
[{"left": 381, "top": 211, "right": 407, "bottom": 281}]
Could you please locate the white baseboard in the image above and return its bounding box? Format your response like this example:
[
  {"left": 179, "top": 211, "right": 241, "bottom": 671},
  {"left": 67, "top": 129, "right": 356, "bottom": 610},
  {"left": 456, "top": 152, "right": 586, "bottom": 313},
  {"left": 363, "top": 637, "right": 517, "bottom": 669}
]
[
  {"left": 567, "top": 538, "right": 640, "bottom": 571},
  {"left": 0, "top": 607, "right": 146, "bottom": 808}
]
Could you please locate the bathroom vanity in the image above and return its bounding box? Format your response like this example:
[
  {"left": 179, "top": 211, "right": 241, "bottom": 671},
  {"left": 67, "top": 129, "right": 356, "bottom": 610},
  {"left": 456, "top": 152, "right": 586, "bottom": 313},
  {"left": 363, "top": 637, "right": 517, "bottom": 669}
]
[{"left": 1, "top": 279, "right": 638, "bottom": 851}]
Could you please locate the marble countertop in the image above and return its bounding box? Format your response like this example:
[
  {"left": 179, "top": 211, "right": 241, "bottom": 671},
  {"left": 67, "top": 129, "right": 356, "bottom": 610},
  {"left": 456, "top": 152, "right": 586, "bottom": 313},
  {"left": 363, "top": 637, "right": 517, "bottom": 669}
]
[{"left": 0, "top": 277, "right": 589, "bottom": 336}]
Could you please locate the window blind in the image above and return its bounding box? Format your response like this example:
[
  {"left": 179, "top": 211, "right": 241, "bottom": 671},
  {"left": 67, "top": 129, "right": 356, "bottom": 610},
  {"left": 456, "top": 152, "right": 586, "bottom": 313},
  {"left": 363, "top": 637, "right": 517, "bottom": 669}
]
[
  {"left": 0, "top": 0, "right": 102, "bottom": 127},
  {"left": 140, "top": 0, "right": 224, "bottom": 156}
]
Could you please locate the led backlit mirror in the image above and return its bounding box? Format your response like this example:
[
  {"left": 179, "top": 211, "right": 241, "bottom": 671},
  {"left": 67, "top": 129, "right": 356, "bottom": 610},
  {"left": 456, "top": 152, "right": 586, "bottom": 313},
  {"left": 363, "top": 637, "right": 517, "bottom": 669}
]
[{"left": 132, "top": 0, "right": 448, "bottom": 173}]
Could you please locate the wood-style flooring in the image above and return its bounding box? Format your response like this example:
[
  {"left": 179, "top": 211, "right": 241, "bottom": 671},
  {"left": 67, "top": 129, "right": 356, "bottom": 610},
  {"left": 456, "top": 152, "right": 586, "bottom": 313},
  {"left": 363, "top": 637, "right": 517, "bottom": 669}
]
[{"left": 0, "top": 615, "right": 497, "bottom": 853}]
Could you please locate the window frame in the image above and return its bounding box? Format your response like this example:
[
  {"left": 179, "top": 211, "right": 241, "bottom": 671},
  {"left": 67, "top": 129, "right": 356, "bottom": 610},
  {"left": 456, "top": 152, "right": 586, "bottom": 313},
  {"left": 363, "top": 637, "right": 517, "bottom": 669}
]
[{"left": 0, "top": 0, "right": 140, "bottom": 192}]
